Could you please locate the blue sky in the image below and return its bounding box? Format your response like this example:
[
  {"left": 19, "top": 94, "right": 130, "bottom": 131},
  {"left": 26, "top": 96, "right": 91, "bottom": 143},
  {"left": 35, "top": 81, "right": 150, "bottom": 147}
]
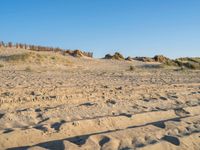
[{"left": 0, "top": 0, "right": 200, "bottom": 58}]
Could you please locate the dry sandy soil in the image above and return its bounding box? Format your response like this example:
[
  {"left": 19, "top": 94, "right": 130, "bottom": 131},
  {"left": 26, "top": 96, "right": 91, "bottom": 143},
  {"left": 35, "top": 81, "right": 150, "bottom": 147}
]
[{"left": 0, "top": 48, "right": 200, "bottom": 150}]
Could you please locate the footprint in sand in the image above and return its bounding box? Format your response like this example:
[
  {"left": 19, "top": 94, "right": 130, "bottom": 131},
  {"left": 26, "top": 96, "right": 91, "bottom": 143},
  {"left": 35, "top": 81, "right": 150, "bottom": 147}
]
[
  {"left": 144, "top": 135, "right": 158, "bottom": 144},
  {"left": 106, "top": 99, "right": 116, "bottom": 107},
  {"left": 78, "top": 102, "right": 96, "bottom": 107},
  {"left": 162, "top": 135, "right": 180, "bottom": 146},
  {"left": 174, "top": 108, "right": 190, "bottom": 117},
  {"left": 132, "top": 137, "right": 146, "bottom": 148},
  {"left": 99, "top": 136, "right": 111, "bottom": 147},
  {"left": 0, "top": 113, "right": 5, "bottom": 119},
  {"left": 160, "top": 96, "right": 168, "bottom": 100},
  {"left": 3, "top": 128, "right": 14, "bottom": 134}
]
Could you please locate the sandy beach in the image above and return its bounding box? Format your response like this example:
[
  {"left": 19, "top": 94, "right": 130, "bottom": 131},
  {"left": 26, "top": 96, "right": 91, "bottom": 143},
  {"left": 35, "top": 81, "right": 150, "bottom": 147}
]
[{"left": 0, "top": 47, "right": 199, "bottom": 149}]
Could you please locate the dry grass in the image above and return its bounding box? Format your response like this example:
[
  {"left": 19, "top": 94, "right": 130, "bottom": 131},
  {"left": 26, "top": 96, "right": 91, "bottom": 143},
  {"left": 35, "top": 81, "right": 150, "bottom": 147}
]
[
  {"left": 104, "top": 52, "right": 125, "bottom": 60},
  {"left": 0, "top": 51, "right": 71, "bottom": 67},
  {"left": 0, "top": 53, "right": 31, "bottom": 62},
  {"left": 174, "top": 59, "right": 200, "bottom": 70},
  {"left": 162, "top": 57, "right": 200, "bottom": 70},
  {"left": 177, "top": 57, "right": 200, "bottom": 63}
]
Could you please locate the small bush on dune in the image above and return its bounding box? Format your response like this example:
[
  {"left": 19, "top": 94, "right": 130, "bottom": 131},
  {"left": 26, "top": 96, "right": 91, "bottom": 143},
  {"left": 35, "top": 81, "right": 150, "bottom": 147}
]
[
  {"left": 71, "top": 50, "right": 83, "bottom": 57},
  {"left": 129, "top": 65, "right": 136, "bottom": 71},
  {"left": 51, "top": 56, "right": 56, "bottom": 60},
  {"left": 0, "top": 64, "right": 4, "bottom": 68},
  {"left": 153, "top": 55, "right": 170, "bottom": 63},
  {"left": 113, "top": 52, "right": 124, "bottom": 60},
  {"left": 104, "top": 52, "right": 125, "bottom": 60}
]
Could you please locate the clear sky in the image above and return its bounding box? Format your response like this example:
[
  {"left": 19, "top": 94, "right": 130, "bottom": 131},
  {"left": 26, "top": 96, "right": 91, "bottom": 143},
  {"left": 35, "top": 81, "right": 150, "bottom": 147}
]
[{"left": 0, "top": 0, "right": 200, "bottom": 58}]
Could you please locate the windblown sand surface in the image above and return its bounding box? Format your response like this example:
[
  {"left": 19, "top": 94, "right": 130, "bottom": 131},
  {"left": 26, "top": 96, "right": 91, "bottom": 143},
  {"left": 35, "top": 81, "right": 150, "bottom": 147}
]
[{"left": 0, "top": 48, "right": 200, "bottom": 150}]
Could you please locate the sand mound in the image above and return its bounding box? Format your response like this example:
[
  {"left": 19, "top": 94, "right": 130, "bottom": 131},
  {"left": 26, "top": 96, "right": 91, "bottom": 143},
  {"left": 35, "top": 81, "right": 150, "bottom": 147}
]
[
  {"left": 153, "top": 55, "right": 170, "bottom": 63},
  {"left": 71, "top": 50, "right": 84, "bottom": 57},
  {"left": 0, "top": 48, "right": 72, "bottom": 70},
  {"left": 104, "top": 52, "right": 125, "bottom": 60}
]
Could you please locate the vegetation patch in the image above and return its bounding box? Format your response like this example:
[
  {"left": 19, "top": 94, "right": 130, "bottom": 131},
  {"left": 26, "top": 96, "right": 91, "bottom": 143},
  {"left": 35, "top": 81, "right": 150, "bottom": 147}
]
[
  {"left": 163, "top": 57, "right": 200, "bottom": 70},
  {"left": 129, "top": 65, "right": 135, "bottom": 71},
  {"left": 0, "top": 53, "right": 31, "bottom": 62},
  {"left": 104, "top": 52, "right": 125, "bottom": 60}
]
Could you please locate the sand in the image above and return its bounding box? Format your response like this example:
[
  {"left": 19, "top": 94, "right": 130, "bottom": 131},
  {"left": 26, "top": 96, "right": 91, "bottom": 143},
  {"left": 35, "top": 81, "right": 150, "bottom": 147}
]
[{"left": 0, "top": 47, "right": 200, "bottom": 150}]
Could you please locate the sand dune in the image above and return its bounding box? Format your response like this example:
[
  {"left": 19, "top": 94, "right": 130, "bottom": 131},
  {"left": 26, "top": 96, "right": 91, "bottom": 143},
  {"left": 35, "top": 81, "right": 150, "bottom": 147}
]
[{"left": 0, "top": 48, "right": 200, "bottom": 150}]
